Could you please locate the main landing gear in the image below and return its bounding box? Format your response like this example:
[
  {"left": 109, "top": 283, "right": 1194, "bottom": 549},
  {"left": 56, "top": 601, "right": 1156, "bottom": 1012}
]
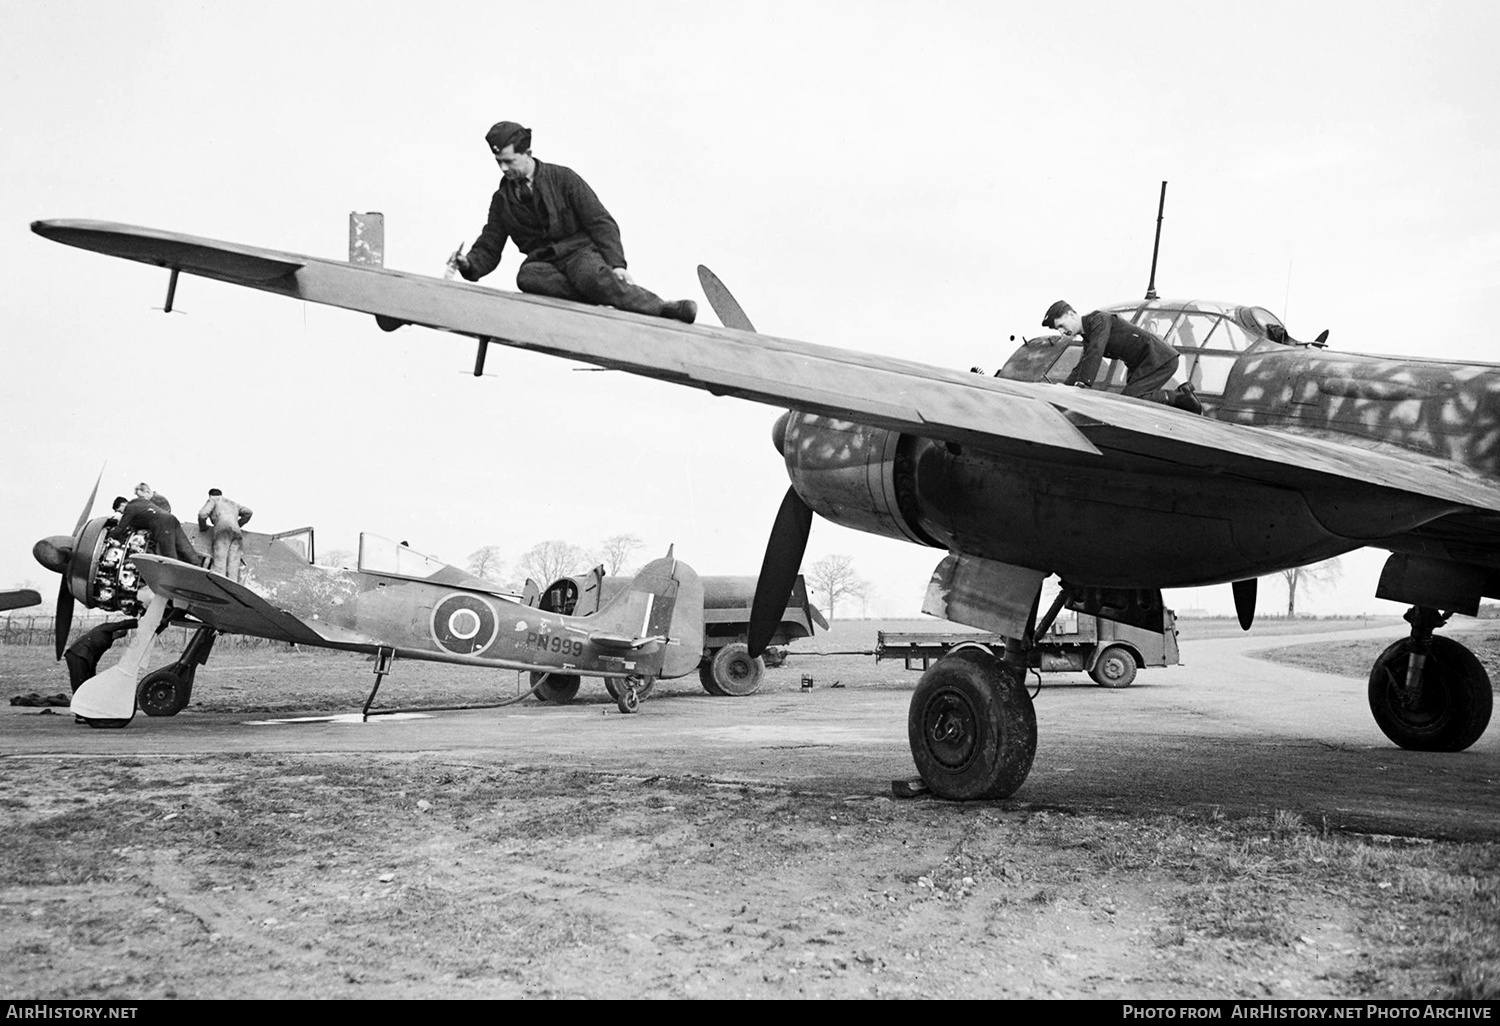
[
  {"left": 1368, "top": 606, "right": 1493, "bottom": 752},
  {"left": 908, "top": 646, "right": 1037, "bottom": 800},
  {"left": 137, "top": 625, "right": 217, "bottom": 717},
  {"left": 906, "top": 589, "right": 1075, "bottom": 800}
]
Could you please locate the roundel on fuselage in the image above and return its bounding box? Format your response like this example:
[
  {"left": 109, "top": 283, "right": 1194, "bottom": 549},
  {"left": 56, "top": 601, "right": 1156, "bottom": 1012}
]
[{"left": 431, "top": 594, "right": 498, "bottom": 655}]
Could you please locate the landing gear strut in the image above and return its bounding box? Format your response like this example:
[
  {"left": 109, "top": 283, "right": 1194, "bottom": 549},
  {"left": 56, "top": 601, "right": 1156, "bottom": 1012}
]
[
  {"left": 606, "top": 675, "right": 655, "bottom": 714},
  {"left": 137, "top": 625, "right": 217, "bottom": 717},
  {"left": 1368, "top": 606, "right": 1492, "bottom": 751},
  {"left": 906, "top": 590, "right": 1066, "bottom": 800}
]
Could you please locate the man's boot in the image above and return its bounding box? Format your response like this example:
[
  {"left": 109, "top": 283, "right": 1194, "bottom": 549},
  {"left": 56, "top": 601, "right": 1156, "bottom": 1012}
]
[
  {"left": 662, "top": 299, "right": 697, "bottom": 325},
  {"left": 1171, "top": 382, "right": 1203, "bottom": 415}
]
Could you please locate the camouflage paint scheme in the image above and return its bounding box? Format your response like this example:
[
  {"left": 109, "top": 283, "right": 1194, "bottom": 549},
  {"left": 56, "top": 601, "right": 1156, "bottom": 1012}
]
[
  {"left": 61, "top": 518, "right": 704, "bottom": 683},
  {"left": 29, "top": 221, "right": 1500, "bottom": 616}
]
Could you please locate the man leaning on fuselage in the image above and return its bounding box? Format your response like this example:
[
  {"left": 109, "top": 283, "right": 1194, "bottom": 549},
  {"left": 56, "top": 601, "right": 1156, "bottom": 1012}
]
[{"left": 1042, "top": 300, "right": 1201, "bottom": 413}]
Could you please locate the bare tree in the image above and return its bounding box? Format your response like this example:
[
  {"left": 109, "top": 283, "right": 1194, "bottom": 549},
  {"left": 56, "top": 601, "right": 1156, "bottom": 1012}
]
[
  {"left": 318, "top": 548, "right": 355, "bottom": 568},
  {"left": 516, "top": 540, "right": 589, "bottom": 584},
  {"left": 806, "top": 554, "right": 867, "bottom": 621},
  {"left": 1279, "top": 558, "right": 1343, "bottom": 617},
  {"left": 847, "top": 577, "right": 875, "bottom": 617},
  {"left": 466, "top": 545, "right": 505, "bottom": 580},
  {"left": 597, "top": 533, "right": 643, "bottom": 576}
]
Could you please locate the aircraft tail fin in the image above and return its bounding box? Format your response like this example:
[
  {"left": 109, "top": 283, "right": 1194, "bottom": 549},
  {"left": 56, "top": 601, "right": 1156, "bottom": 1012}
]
[{"left": 590, "top": 550, "right": 705, "bottom": 679}]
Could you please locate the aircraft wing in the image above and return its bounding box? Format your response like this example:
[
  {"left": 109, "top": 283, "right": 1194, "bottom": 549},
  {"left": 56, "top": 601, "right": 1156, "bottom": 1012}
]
[
  {"left": 32, "top": 220, "right": 1500, "bottom": 518},
  {"left": 129, "top": 555, "right": 362, "bottom": 646}
]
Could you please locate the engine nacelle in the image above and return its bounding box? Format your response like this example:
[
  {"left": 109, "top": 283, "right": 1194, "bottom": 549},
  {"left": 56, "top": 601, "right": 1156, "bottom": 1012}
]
[
  {"left": 68, "top": 517, "right": 152, "bottom": 615},
  {"left": 777, "top": 409, "right": 1449, "bottom": 588},
  {"left": 779, "top": 412, "right": 939, "bottom": 548}
]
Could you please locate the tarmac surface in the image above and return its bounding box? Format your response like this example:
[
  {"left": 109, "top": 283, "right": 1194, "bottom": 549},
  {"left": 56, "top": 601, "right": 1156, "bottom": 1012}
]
[{"left": 4, "top": 625, "right": 1498, "bottom": 841}]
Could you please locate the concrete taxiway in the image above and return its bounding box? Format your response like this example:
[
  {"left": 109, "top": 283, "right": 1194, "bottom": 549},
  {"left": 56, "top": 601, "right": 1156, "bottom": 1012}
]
[{"left": 4, "top": 626, "right": 1496, "bottom": 840}]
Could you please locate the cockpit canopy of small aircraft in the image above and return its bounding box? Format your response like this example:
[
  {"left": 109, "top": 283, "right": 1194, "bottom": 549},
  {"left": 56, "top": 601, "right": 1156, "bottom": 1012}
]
[
  {"left": 998, "top": 299, "right": 1297, "bottom": 401},
  {"left": 357, "top": 534, "right": 450, "bottom": 580}
]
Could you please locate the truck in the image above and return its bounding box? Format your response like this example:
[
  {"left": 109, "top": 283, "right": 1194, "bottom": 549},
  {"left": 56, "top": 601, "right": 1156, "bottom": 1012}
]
[
  {"left": 876, "top": 605, "right": 1179, "bottom": 688},
  {"left": 525, "top": 567, "right": 827, "bottom": 697}
]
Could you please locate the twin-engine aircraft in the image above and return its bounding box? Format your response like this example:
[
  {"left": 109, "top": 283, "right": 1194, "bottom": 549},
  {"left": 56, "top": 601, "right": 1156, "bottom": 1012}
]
[
  {"left": 31, "top": 218, "right": 1500, "bottom": 800},
  {"left": 32, "top": 489, "right": 703, "bottom": 724}
]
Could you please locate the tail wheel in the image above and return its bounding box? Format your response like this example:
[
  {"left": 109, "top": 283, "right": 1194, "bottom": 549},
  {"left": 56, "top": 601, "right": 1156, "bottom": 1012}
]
[
  {"left": 1089, "top": 645, "right": 1137, "bottom": 688},
  {"left": 612, "top": 676, "right": 654, "bottom": 714},
  {"left": 704, "top": 642, "right": 765, "bottom": 697},
  {"left": 604, "top": 676, "right": 656, "bottom": 701},
  {"left": 908, "top": 648, "right": 1036, "bottom": 800},
  {"left": 531, "top": 672, "right": 580, "bottom": 704},
  {"left": 137, "top": 668, "right": 190, "bottom": 717},
  {"left": 1368, "top": 636, "right": 1492, "bottom": 752}
]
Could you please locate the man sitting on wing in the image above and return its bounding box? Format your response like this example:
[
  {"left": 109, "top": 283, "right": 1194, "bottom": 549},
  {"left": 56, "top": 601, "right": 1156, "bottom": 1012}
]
[{"left": 451, "top": 121, "right": 697, "bottom": 324}]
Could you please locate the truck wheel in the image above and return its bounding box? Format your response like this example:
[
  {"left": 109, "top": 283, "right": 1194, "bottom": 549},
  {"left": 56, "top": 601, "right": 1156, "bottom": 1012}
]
[
  {"left": 908, "top": 648, "right": 1036, "bottom": 800},
  {"left": 697, "top": 661, "right": 725, "bottom": 696},
  {"left": 137, "top": 668, "right": 190, "bottom": 716},
  {"left": 1089, "top": 645, "right": 1137, "bottom": 688},
  {"left": 531, "top": 672, "right": 580, "bottom": 704},
  {"left": 1368, "top": 636, "right": 1492, "bottom": 751},
  {"left": 706, "top": 643, "right": 765, "bottom": 697}
]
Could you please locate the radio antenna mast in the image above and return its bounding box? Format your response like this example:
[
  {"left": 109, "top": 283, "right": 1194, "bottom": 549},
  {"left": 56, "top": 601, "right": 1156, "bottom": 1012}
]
[{"left": 1144, "top": 180, "right": 1167, "bottom": 300}]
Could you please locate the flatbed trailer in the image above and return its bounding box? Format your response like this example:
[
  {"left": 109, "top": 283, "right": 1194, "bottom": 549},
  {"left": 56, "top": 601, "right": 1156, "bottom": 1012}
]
[{"left": 876, "top": 607, "right": 1179, "bottom": 688}]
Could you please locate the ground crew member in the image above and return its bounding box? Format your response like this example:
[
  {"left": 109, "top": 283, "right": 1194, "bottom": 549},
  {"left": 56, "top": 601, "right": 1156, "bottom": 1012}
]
[
  {"left": 134, "top": 481, "right": 172, "bottom": 512},
  {"left": 198, "top": 488, "right": 253, "bottom": 581},
  {"left": 450, "top": 121, "right": 698, "bottom": 324},
  {"left": 110, "top": 496, "right": 205, "bottom": 566},
  {"left": 1042, "top": 300, "right": 1180, "bottom": 400},
  {"left": 64, "top": 618, "right": 138, "bottom": 722}
]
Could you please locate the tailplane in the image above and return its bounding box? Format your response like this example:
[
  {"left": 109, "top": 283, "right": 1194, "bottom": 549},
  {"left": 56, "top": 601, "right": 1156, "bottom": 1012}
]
[{"left": 589, "top": 549, "right": 704, "bottom": 679}]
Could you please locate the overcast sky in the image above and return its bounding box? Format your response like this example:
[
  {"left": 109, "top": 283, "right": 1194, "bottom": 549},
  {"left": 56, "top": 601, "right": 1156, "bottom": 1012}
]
[{"left": 4, "top": 1, "right": 1499, "bottom": 618}]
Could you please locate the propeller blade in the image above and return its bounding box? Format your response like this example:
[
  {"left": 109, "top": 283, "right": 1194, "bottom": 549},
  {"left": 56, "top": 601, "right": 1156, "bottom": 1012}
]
[
  {"left": 1232, "top": 578, "right": 1257, "bottom": 631},
  {"left": 54, "top": 578, "right": 75, "bottom": 660},
  {"left": 73, "top": 464, "right": 104, "bottom": 536},
  {"left": 748, "top": 486, "right": 814, "bottom": 657},
  {"left": 696, "top": 265, "right": 757, "bottom": 332}
]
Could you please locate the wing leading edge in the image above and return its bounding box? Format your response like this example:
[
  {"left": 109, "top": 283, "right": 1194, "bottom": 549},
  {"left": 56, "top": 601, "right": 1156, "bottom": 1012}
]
[
  {"left": 32, "top": 219, "right": 1500, "bottom": 518},
  {"left": 129, "top": 556, "right": 367, "bottom": 647}
]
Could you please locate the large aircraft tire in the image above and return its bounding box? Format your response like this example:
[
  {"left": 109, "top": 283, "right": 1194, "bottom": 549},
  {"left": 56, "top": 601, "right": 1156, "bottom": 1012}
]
[
  {"left": 137, "top": 668, "right": 190, "bottom": 717},
  {"left": 1368, "top": 636, "right": 1493, "bottom": 752},
  {"left": 531, "top": 672, "right": 581, "bottom": 704},
  {"left": 908, "top": 648, "right": 1036, "bottom": 800},
  {"left": 1089, "top": 645, "right": 1137, "bottom": 688},
  {"left": 706, "top": 643, "right": 765, "bottom": 697}
]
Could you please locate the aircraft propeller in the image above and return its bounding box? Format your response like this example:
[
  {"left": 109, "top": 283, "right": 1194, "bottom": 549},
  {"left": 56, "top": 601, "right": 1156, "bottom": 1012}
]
[
  {"left": 32, "top": 468, "right": 104, "bottom": 658},
  {"left": 748, "top": 486, "right": 815, "bottom": 657},
  {"left": 694, "top": 264, "right": 817, "bottom": 657},
  {"left": 1232, "top": 578, "right": 1257, "bottom": 631}
]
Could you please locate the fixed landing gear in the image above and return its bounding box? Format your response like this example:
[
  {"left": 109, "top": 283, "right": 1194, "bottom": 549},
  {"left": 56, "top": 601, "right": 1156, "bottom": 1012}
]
[
  {"left": 605, "top": 675, "right": 655, "bottom": 714},
  {"left": 907, "top": 647, "right": 1037, "bottom": 800},
  {"left": 1368, "top": 607, "right": 1492, "bottom": 752}
]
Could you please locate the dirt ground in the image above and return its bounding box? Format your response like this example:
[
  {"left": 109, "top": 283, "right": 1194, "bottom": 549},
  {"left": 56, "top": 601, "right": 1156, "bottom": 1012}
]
[{"left": 2, "top": 617, "right": 1497, "bottom": 1000}]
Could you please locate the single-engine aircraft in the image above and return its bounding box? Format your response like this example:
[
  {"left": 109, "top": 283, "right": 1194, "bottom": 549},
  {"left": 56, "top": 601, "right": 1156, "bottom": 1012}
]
[
  {"left": 31, "top": 217, "right": 1500, "bottom": 799},
  {"left": 32, "top": 486, "right": 704, "bottom": 723}
]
